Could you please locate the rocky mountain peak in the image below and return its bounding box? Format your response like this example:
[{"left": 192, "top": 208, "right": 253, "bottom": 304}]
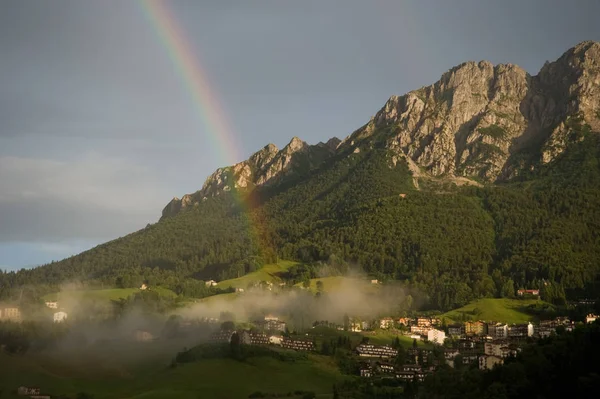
[{"left": 162, "top": 41, "right": 600, "bottom": 219}]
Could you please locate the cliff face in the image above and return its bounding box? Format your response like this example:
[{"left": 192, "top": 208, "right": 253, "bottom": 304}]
[
  {"left": 161, "top": 137, "right": 339, "bottom": 218},
  {"left": 163, "top": 41, "right": 600, "bottom": 218},
  {"left": 342, "top": 41, "right": 600, "bottom": 181}
]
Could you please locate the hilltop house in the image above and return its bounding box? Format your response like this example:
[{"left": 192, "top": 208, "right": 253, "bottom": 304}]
[
  {"left": 586, "top": 314, "right": 598, "bottom": 323},
  {"left": 517, "top": 289, "right": 540, "bottom": 297},
  {"left": 140, "top": 283, "right": 148, "bottom": 290},
  {"left": 205, "top": 280, "right": 218, "bottom": 287},
  {"left": 45, "top": 301, "right": 58, "bottom": 309},
  {"left": 53, "top": 311, "right": 68, "bottom": 323}
]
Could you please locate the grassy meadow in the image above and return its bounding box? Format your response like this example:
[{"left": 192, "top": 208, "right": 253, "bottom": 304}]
[
  {"left": 0, "top": 342, "right": 343, "bottom": 399},
  {"left": 440, "top": 298, "right": 548, "bottom": 324},
  {"left": 216, "top": 260, "right": 299, "bottom": 289}
]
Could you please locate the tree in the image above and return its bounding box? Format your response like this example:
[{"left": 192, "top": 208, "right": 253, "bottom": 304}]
[
  {"left": 221, "top": 321, "right": 235, "bottom": 331},
  {"left": 230, "top": 331, "right": 241, "bottom": 359},
  {"left": 316, "top": 280, "right": 324, "bottom": 293},
  {"left": 343, "top": 313, "right": 350, "bottom": 331},
  {"left": 412, "top": 338, "right": 418, "bottom": 349}
]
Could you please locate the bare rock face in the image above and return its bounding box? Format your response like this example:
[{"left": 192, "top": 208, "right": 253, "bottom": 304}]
[
  {"left": 341, "top": 41, "right": 600, "bottom": 181},
  {"left": 161, "top": 136, "right": 338, "bottom": 218},
  {"left": 163, "top": 41, "right": 600, "bottom": 218}
]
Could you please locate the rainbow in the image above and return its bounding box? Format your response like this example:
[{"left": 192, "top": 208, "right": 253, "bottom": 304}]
[
  {"left": 139, "top": 0, "right": 275, "bottom": 265},
  {"left": 139, "top": 0, "right": 241, "bottom": 166}
]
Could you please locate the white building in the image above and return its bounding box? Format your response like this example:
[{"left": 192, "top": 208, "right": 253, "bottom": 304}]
[
  {"left": 380, "top": 317, "right": 394, "bottom": 329},
  {"left": 427, "top": 329, "right": 446, "bottom": 345},
  {"left": 45, "top": 301, "right": 58, "bottom": 309},
  {"left": 205, "top": 280, "right": 218, "bottom": 287},
  {"left": 53, "top": 311, "right": 68, "bottom": 323},
  {"left": 586, "top": 314, "right": 598, "bottom": 324},
  {"left": 269, "top": 335, "right": 283, "bottom": 345}
]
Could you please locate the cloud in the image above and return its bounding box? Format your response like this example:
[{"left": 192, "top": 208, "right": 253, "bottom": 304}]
[{"left": 0, "top": 153, "right": 166, "bottom": 242}]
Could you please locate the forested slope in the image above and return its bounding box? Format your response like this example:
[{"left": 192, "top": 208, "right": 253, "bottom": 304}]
[{"left": 2, "top": 128, "right": 599, "bottom": 310}]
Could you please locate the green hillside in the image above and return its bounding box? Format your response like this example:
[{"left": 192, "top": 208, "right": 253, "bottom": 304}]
[
  {"left": 441, "top": 298, "right": 548, "bottom": 324},
  {"left": 216, "top": 260, "right": 299, "bottom": 289},
  {"left": 2, "top": 128, "right": 600, "bottom": 311},
  {"left": 0, "top": 348, "right": 342, "bottom": 399}
]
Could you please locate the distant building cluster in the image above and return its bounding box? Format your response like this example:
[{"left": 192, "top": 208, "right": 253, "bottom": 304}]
[
  {"left": 209, "top": 329, "right": 315, "bottom": 352},
  {"left": 0, "top": 305, "right": 21, "bottom": 321}
]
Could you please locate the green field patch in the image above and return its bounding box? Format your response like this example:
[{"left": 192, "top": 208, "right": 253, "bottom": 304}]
[
  {"left": 216, "top": 260, "right": 299, "bottom": 289},
  {"left": 441, "top": 298, "right": 548, "bottom": 324}
]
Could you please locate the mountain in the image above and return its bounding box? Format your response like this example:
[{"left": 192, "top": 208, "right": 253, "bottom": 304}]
[
  {"left": 163, "top": 40, "right": 600, "bottom": 219},
  {"left": 2, "top": 42, "right": 600, "bottom": 310}
]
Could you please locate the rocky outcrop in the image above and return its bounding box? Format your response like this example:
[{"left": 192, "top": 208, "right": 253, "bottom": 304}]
[
  {"left": 341, "top": 41, "right": 600, "bottom": 181},
  {"left": 163, "top": 41, "right": 600, "bottom": 218},
  {"left": 161, "top": 136, "right": 339, "bottom": 218}
]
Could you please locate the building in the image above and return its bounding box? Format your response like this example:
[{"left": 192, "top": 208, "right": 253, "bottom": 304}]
[
  {"left": 360, "top": 367, "right": 372, "bottom": 378},
  {"left": 0, "top": 306, "right": 21, "bottom": 321},
  {"left": 465, "top": 321, "right": 485, "bottom": 336},
  {"left": 517, "top": 289, "right": 540, "bottom": 297},
  {"left": 508, "top": 323, "right": 534, "bottom": 338},
  {"left": 491, "top": 323, "right": 508, "bottom": 339},
  {"left": 205, "top": 280, "right": 218, "bottom": 287},
  {"left": 262, "top": 316, "right": 286, "bottom": 332},
  {"left": 210, "top": 330, "right": 235, "bottom": 343},
  {"left": 377, "top": 363, "right": 395, "bottom": 374},
  {"left": 397, "top": 317, "right": 413, "bottom": 326},
  {"left": 410, "top": 325, "right": 431, "bottom": 336},
  {"left": 140, "top": 283, "right": 148, "bottom": 290},
  {"left": 484, "top": 342, "right": 509, "bottom": 358},
  {"left": 448, "top": 324, "right": 464, "bottom": 337},
  {"left": 281, "top": 338, "right": 315, "bottom": 351},
  {"left": 53, "top": 311, "right": 68, "bottom": 323},
  {"left": 371, "top": 279, "right": 379, "bottom": 284},
  {"left": 45, "top": 301, "right": 58, "bottom": 309},
  {"left": 269, "top": 335, "right": 283, "bottom": 345},
  {"left": 238, "top": 331, "right": 270, "bottom": 346},
  {"left": 134, "top": 330, "right": 154, "bottom": 342},
  {"left": 417, "top": 318, "right": 432, "bottom": 328},
  {"left": 478, "top": 355, "right": 504, "bottom": 370},
  {"left": 380, "top": 317, "right": 394, "bottom": 329},
  {"left": 355, "top": 344, "right": 398, "bottom": 358},
  {"left": 427, "top": 329, "right": 446, "bottom": 345},
  {"left": 17, "top": 387, "right": 41, "bottom": 396},
  {"left": 235, "top": 288, "right": 244, "bottom": 293},
  {"left": 586, "top": 314, "right": 598, "bottom": 324}
]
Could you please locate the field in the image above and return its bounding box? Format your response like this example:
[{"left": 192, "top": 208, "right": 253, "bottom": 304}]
[
  {"left": 293, "top": 276, "right": 379, "bottom": 294},
  {"left": 441, "top": 298, "right": 549, "bottom": 324},
  {"left": 0, "top": 344, "right": 342, "bottom": 399},
  {"left": 363, "top": 330, "right": 431, "bottom": 348},
  {"left": 216, "top": 260, "right": 299, "bottom": 289}
]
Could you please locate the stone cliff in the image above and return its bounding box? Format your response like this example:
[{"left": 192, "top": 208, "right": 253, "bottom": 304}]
[{"left": 163, "top": 41, "right": 600, "bottom": 218}]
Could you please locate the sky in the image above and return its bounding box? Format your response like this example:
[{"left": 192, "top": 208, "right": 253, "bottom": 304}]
[{"left": 1, "top": 0, "right": 599, "bottom": 271}]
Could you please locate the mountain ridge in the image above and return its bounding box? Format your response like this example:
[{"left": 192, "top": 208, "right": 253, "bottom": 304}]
[{"left": 163, "top": 40, "right": 600, "bottom": 219}]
